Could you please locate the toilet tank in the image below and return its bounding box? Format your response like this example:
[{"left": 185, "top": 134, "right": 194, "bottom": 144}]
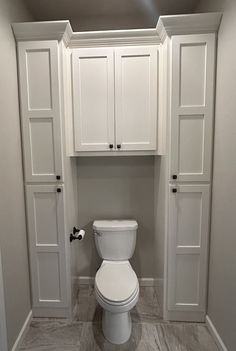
[{"left": 93, "top": 220, "right": 138, "bottom": 260}]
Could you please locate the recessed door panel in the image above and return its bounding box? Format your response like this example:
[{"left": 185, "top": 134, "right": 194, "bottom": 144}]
[
  {"left": 175, "top": 254, "right": 200, "bottom": 304},
  {"left": 26, "top": 49, "right": 52, "bottom": 110},
  {"left": 33, "top": 192, "right": 58, "bottom": 245},
  {"left": 115, "top": 47, "right": 158, "bottom": 151},
  {"left": 180, "top": 44, "right": 206, "bottom": 107},
  {"left": 176, "top": 192, "right": 202, "bottom": 247},
  {"left": 37, "top": 252, "right": 60, "bottom": 301},
  {"left": 178, "top": 115, "right": 204, "bottom": 175},
  {"left": 72, "top": 48, "right": 114, "bottom": 151},
  {"left": 29, "top": 118, "right": 55, "bottom": 175}
]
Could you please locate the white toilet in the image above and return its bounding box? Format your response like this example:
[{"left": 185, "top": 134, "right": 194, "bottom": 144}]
[{"left": 93, "top": 219, "right": 139, "bottom": 344}]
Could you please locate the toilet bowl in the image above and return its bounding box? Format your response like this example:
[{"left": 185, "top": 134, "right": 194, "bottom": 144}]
[
  {"left": 93, "top": 219, "right": 139, "bottom": 344},
  {"left": 95, "top": 260, "right": 139, "bottom": 344}
]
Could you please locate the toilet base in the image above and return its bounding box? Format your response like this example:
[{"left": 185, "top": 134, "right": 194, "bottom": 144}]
[{"left": 102, "top": 310, "right": 131, "bottom": 344}]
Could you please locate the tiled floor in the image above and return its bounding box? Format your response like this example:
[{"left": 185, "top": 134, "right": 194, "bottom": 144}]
[{"left": 20, "top": 286, "right": 219, "bottom": 351}]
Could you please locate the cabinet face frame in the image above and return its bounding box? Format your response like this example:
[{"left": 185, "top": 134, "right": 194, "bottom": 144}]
[
  {"left": 26, "top": 185, "right": 68, "bottom": 308},
  {"left": 18, "top": 41, "right": 63, "bottom": 182},
  {"left": 170, "top": 34, "right": 215, "bottom": 182},
  {"left": 72, "top": 48, "right": 115, "bottom": 152},
  {"left": 167, "top": 184, "right": 210, "bottom": 313},
  {"left": 115, "top": 46, "right": 158, "bottom": 151}
]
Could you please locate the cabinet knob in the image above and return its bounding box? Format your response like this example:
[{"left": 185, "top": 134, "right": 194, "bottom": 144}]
[
  {"left": 117, "top": 144, "right": 121, "bottom": 149},
  {"left": 56, "top": 175, "right": 61, "bottom": 180},
  {"left": 57, "top": 188, "right": 62, "bottom": 193},
  {"left": 172, "top": 188, "right": 177, "bottom": 193},
  {"left": 172, "top": 175, "right": 177, "bottom": 180},
  {"left": 109, "top": 144, "right": 113, "bottom": 149}
]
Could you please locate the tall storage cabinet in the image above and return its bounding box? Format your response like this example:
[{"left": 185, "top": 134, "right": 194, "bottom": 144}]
[
  {"left": 156, "top": 13, "right": 221, "bottom": 322},
  {"left": 13, "top": 22, "right": 77, "bottom": 318}
]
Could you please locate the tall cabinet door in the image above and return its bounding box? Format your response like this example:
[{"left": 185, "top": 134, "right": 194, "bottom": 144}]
[
  {"left": 72, "top": 48, "right": 115, "bottom": 152},
  {"left": 18, "top": 41, "right": 63, "bottom": 182},
  {"left": 115, "top": 46, "right": 158, "bottom": 151},
  {"left": 167, "top": 184, "right": 210, "bottom": 316},
  {"left": 26, "top": 185, "right": 68, "bottom": 311},
  {"left": 170, "top": 34, "right": 215, "bottom": 182}
]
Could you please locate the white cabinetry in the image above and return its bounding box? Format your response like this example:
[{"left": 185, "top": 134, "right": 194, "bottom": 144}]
[
  {"left": 170, "top": 35, "right": 215, "bottom": 182},
  {"left": 168, "top": 185, "right": 210, "bottom": 314},
  {"left": 72, "top": 48, "right": 115, "bottom": 151},
  {"left": 14, "top": 33, "right": 73, "bottom": 318},
  {"left": 160, "top": 25, "right": 218, "bottom": 322},
  {"left": 26, "top": 185, "right": 68, "bottom": 310},
  {"left": 18, "top": 41, "right": 63, "bottom": 183},
  {"left": 72, "top": 46, "right": 158, "bottom": 153}
]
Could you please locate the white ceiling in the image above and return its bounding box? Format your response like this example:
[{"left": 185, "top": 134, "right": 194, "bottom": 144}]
[{"left": 24, "top": 0, "right": 200, "bottom": 31}]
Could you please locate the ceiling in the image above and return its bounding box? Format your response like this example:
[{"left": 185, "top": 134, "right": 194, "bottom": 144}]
[{"left": 24, "top": 0, "right": 200, "bottom": 31}]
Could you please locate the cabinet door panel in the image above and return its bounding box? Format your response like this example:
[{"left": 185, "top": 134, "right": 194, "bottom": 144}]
[
  {"left": 72, "top": 48, "right": 114, "bottom": 151},
  {"left": 26, "top": 185, "right": 67, "bottom": 309},
  {"left": 115, "top": 47, "right": 158, "bottom": 151},
  {"left": 168, "top": 184, "right": 210, "bottom": 312},
  {"left": 18, "top": 41, "right": 63, "bottom": 182},
  {"left": 170, "top": 35, "right": 215, "bottom": 181}
]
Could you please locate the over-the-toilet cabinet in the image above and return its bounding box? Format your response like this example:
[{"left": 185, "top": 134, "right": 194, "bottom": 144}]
[{"left": 72, "top": 46, "right": 158, "bottom": 152}]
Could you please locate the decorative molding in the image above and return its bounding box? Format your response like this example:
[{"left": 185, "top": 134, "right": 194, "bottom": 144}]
[
  {"left": 11, "top": 310, "right": 32, "bottom": 351},
  {"left": 11, "top": 21, "right": 73, "bottom": 46},
  {"left": 70, "top": 29, "right": 160, "bottom": 48},
  {"left": 157, "top": 13, "right": 222, "bottom": 42},
  {"left": 12, "top": 13, "right": 222, "bottom": 47},
  {"left": 76, "top": 276, "right": 163, "bottom": 288},
  {"left": 206, "top": 315, "right": 228, "bottom": 351}
]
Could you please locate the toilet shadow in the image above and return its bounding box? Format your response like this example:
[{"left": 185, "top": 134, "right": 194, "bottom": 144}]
[{"left": 92, "top": 307, "right": 142, "bottom": 351}]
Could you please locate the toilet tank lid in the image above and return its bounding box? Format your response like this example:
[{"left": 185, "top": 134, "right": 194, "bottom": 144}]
[{"left": 93, "top": 220, "right": 138, "bottom": 231}]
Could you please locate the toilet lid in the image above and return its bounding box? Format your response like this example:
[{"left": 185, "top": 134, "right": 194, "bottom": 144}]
[{"left": 95, "top": 261, "right": 138, "bottom": 303}]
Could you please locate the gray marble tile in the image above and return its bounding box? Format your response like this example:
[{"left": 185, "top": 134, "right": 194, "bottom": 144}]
[
  {"left": 20, "top": 320, "right": 83, "bottom": 350},
  {"left": 78, "top": 322, "right": 161, "bottom": 351},
  {"left": 131, "top": 286, "right": 163, "bottom": 323},
  {"left": 156, "top": 323, "right": 219, "bottom": 351}
]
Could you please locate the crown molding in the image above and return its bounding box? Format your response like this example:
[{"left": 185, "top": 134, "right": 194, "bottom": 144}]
[
  {"left": 12, "top": 20, "right": 73, "bottom": 46},
  {"left": 70, "top": 28, "right": 160, "bottom": 47},
  {"left": 157, "top": 12, "right": 222, "bottom": 42},
  {"left": 12, "top": 13, "right": 222, "bottom": 48}
]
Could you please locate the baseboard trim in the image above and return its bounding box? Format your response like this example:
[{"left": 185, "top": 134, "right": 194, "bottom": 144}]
[
  {"left": 206, "top": 315, "right": 228, "bottom": 351},
  {"left": 11, "top": 310, "right": 32, "bottom": 351},
  {"left": 77, "top": 276, "right": 163, "bottom": 288}
]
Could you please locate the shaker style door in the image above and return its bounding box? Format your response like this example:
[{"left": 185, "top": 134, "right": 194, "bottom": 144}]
[
  {"left": 167, "top": 184, "right": 210, "bottom": 314},
  {"left": 115, "top": 46, "right": 158, "bottom": 151},
  {"left": 26, "top": 185, "right": 68, "bottom": 312},
  {"left": 18, "top": 41, "right": 63, "bottom": 182},
  {"left": 170, "top": 34, "right": 215, "bottom": 182},
  {"left": 72, "top": 48, "right": 115, "bottom": 152}
]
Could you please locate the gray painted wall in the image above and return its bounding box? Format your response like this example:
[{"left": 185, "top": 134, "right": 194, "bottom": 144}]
[
  {"left": 0, "top": 0, "right": 32, "bottom": 348},
  {"left": 195, "top": 1, "right": 236, "bottom": 350},
  {"left": 75, "top": 156, "right": 161, "bottom": 279}
]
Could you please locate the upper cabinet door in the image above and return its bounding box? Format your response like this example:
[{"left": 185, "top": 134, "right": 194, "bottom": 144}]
[
  {"left": 18, "top": 41, "right": 63, "bottom": 183},
  {"left": 115, "top": 47, "right": 158, "bottom": 151},
  {"left": 72, "top": 48, "right": 115, "bottom": 152},
  {"left": 170, "top": 34, "right": 215, "bottom": 182}
]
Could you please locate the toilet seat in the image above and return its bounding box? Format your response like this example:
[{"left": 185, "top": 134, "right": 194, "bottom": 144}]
[{"left": 95, "top": 260, "right": 138, "bottom": 304}]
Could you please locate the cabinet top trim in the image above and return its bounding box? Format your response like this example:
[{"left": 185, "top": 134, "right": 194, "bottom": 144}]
[
  {"left": 157, "top": 13, "right": 222, "bottom": 42},
  {"left": 12, "top": 13, "right": 222, "bottom": 47}
]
